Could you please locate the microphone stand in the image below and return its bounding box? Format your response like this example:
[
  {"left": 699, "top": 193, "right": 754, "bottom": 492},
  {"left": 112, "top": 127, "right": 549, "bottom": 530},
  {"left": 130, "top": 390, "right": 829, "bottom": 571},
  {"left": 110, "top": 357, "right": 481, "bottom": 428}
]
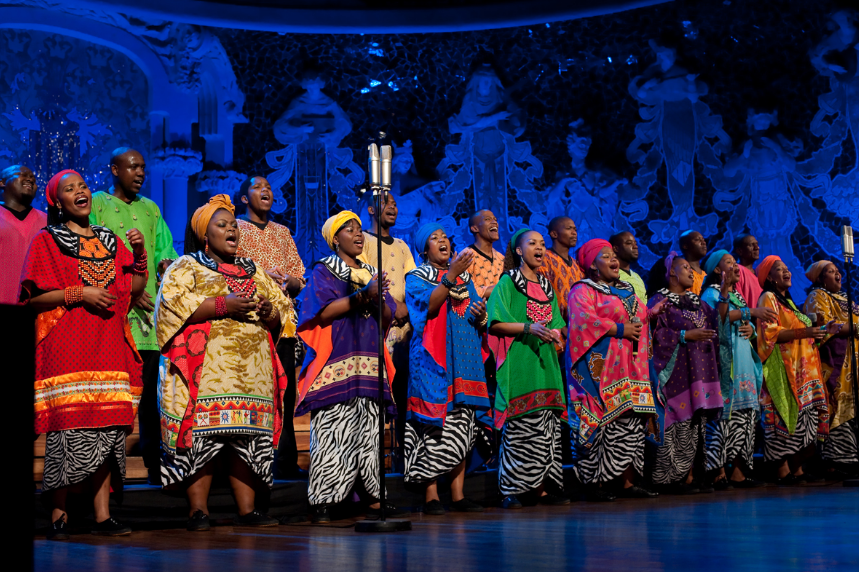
[
  {"left": 355, "top": 134, "right": 412, "bottom": 531},
  {"left": 843, "top": 235, "right": 859, "bottom": 488}
]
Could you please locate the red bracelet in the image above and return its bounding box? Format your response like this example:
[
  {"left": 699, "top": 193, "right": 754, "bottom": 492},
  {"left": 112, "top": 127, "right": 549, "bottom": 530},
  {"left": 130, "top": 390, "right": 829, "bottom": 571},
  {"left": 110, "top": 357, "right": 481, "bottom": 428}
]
[
  {"left": 132, "top": 251, "right": 148, "bottom": 275},
  {"left": 215, "top": 296, "right": 228, "bottom": 318},
  {"left": 64, "top": 285, "right": 83, "bottom": 307}
]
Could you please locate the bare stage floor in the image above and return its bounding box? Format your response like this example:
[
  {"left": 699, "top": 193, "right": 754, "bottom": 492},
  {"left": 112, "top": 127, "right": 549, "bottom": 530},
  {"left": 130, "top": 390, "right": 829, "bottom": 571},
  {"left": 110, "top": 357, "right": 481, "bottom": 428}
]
[{"left": 34, "top": 485, "right": 859, "bottom": 572}]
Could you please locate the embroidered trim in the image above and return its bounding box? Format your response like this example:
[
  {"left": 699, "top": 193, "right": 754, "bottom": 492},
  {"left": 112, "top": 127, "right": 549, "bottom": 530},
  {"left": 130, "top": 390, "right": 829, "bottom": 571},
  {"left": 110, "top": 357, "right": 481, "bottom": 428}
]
[
  {"left": 316, "top": 254, "right": 376, "bottom": 284},
  {"left": 507, "top": 268, "right": 554, "bottom": 301},
  {"left": 46, "top": 224, "right": 118, "bottom": 260},
  {"left": 580, "top": 278, "right": 640, "bottom": 319}
]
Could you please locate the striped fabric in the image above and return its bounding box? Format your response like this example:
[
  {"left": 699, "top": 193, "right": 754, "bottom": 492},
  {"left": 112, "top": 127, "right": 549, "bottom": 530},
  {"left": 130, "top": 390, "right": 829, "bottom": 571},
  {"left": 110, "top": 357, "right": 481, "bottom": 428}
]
[
  {"left": 161, "top": 434, "right": 273, "bottom": 487},
  {"left": 43, "top": 427, "right": 126, "bottom": 492},
  {"left": 576, "top": 415, "right": 645, "bottom": 485},
  {"left": 498, "top": 409, "right": 564, "bottom": 496},
  {"left": 821, "top": 419, "right": 858, "bottom": 464},
  {"left": 704, "top": 408, "right": 756, "bottom": 472},
  {"left": 764, "top": 407, "right": 818, "bottom": 462},
  {"left": 652, "top": 417, "right": 704, "bottom": 485},
  {"left": 404, "top": 406, "right": 476, "bottom": 484}
]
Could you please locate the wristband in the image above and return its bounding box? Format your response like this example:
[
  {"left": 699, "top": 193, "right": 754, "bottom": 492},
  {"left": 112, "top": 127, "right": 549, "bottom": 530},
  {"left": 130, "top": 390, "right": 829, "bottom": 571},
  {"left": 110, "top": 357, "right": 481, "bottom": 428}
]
[
  {"left": 680, "top": 330, "right": 687, "bottom": 344},
  {"left": 820, "top": 325, "right": 826, "bottom": 331},
  {"left": 64, "top": 285, "right": 83, "bottom": 307},
  {"left": 718, "top": 295, "right": 729, "bottom": 304},
  {"left": 132, "top": 251, "right": 148, "bottom": 275},
  {"left": 614, "top": 323, "right": 625, "bottom": 339},
  {"left": 215, "top": 296, "right": 228, "bottom": 318},
  {"left": 524, "top": 323, "right": 531, "bottom": 335},
  {"left": 741, "top": 307, "right": 751, "bottom": 321},
  {"left": 441, "top": 275, "right": 456, "bottom": 289}
]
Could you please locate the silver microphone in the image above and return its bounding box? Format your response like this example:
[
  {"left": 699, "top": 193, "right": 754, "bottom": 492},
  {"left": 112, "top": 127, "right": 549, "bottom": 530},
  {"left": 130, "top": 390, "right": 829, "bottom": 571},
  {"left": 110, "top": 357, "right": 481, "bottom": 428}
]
[
  {"left": 368, "top": 143, "right": 380, "bottom": 188},
  {"left": 380, "top": 145, "right": 392, "bottom": 189},
  {"left": 841, "top": 226, "right": 854, "bottom": 260},
  {"left": 630, "top": 316, "right": 642, "bottom": 357}
]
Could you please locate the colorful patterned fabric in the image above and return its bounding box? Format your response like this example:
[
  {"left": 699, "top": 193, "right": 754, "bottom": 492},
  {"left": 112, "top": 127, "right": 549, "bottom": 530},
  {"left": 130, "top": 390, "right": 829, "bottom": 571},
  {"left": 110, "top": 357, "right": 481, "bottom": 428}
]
[
  {"left": 21, "top": 226, "right": 143, "bottom": 434},
  {"left": 90, "top": 191, "right": 177, "bottom": 350},
  {"left": 737, "top": 264, "right": 762, "bottom": 308},
  {"left": 565, "top": 279, "right": 655, "bottom": 447},
  {"left": 155, "top": 253, "right": 294, "bottom": 456},
  {"left": 690, "top": 267, "right": 706, "bottom": 295},
  {"left": 235, "top": 218, "right": 305, "bottom": 281},
  {"left": 487, "top": 269, "right": 567, "bottom": 429},
  {"left": 463, "top": 244, "right": 505, "bottom": 298},
  {"left": 619, "top": 268, "right": 647, "bottom": 304},
  {"left": 359, "top": 231, "right": 417, "bottom": 354},
  {"left": 295, "top": 255, "right": 397, "bottom": 417},
  {"left": 0, "top": 205, "right": 46, "bottom": 304},
  {"left": 405, "top": 263, "right": 489, "bottom": 426},
  {"left": 648, "top": 290, "right": 723, "bottom": 444},
  {"left": 757, "top": 291, "right": 829, "bottom": 440},
  {"left": 701, "top": 285, "right": 763, "bottom": 414},
  {"left": 537, "top": 248, "right": 584, "bottom": 322},
  {"left": 803, "top": 288, "right": 857, "bottom": 429}
]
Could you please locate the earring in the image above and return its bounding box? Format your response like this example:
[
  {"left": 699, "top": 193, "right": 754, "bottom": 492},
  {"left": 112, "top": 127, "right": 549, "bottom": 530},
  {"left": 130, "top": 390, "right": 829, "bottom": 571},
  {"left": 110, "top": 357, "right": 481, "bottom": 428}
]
[
  {"left": 334, "top": 243, "right": 340, "bottom": 253},
  {"left": 58, "top": 207, "right": 63, "bottom": 220},
  {"left": 205, "top": 237, "right": 209, "bottom": 255}
]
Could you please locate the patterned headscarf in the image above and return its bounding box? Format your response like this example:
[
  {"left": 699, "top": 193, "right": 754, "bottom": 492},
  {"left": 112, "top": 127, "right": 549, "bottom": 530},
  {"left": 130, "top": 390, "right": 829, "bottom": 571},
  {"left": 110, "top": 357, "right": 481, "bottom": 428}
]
[
  {"left": 805, "top": 260, "right": 833, "bottom": 284},
  {"left": 704, "top": 249, "right": 730, "bottom": 275},
  {"left": 191, "top": 194, "right": 235, "bottom": 243},
  {"left": 756, "top": 255, "right": 782, "bottom": 287},
  {"left": 45, "top": 169, "right": 81, "bottom": 208},
  {"left": 577, "top": 239, "right": 612, "bottom": 270},
  {"left": 321, "top": 210, "right": 360, "bottom": 251},
  {"left": 414, "top": 222, "right": 444, "bottom": 255}
]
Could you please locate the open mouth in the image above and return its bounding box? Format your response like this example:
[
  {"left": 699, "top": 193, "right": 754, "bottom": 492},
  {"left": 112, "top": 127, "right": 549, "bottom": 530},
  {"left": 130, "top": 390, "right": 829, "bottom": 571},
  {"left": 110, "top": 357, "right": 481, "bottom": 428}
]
[
  {"left": 74, "top": 195, "right": 88, "bottom": 207},
  {"left": 132, "top": 178, "right": 144, "bottom": 187},
  {"left": 439, "top": 244, "right": 449, "bottom": 254},
  {"left": 21, "top": 180, "right": 34, "bottom": 190},
  {"left": 489, "top": 226, "right": 498, "bottom": 233},
  {"left": 534, "top": 251, "right": 544, "bottom": 262},
  {"left": 260, "top": 192, "right": 271, "bottom": 203},
  {"left": 225, "top": 234, "right": 238, "bottom": 247},
  {"left": 355, "top": 239, "right": 364, "bottom": 249}
]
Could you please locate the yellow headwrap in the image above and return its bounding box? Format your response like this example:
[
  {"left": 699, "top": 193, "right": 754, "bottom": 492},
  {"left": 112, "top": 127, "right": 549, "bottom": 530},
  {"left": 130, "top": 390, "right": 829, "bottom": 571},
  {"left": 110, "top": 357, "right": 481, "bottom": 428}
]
[
  {"left": 321, "top": 210, "right": 360, "bottom": 251},
  {"left": 805, "top": 260, "right": 833, "bottom": 284},
  {"left": 191, "top": 194, "right": 235, "bottom": 243}
]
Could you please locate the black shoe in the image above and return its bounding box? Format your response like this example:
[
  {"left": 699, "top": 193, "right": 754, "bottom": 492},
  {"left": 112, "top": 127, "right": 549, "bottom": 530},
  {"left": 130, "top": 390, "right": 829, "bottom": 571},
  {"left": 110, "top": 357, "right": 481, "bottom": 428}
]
[
  {"left": 365, "top": 502, "right": 410, "bottom": 519},
  {"left": 423, "top": 499, "right": 446, "bottom": 515},
  {"left": 47, "top": 514, "right": 69, "bottom": 541},
  {"left": 310, "top": 504, "right": 331, "bottom": 524},
  {"left": 502, "top": 495, "right": 523, "bottom": 509},
  {"left": 233, "top": 510, "right": 278, "bottom": 527},
  {"left": 539, "top": 493, "right": 571, "bottom": 506},
  {"left": 712, "top": 478, "right": 733, "bottom": 491},
  {"left": 584, "top": 488, "right": 616, "bottom": 502},
  {"left": 795, "top": 473, "right": 824, "bottom": 484},
  {"left": 450, "top": 498, "right": 485, "bottom": 513},
  {"left": 617, "top": 485, "right": 658, "bottom": 499},
  {"left": 91, "top": 517, "right": 132, "bottom": 536},
  {"left": 731, "top": 477, "right": 765, "bottom": 489},
  {"left": 775, "top": 473, "right": 800, "bottom": 486},
  {"left": 187, "top": 510, "right": 211, "bottom": 532}
]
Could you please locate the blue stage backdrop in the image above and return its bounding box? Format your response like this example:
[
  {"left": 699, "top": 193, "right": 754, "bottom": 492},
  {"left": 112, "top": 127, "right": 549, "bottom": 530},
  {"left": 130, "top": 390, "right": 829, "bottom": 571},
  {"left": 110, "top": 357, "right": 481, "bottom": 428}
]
[{"left": 1, "top": 0, "right": 858, "bottom": 298}]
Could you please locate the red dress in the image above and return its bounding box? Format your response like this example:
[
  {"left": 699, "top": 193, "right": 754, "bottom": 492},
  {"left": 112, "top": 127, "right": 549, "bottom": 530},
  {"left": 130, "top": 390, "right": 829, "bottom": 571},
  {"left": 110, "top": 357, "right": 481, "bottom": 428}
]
[{"left": 20, "top": 225, "right": 143, "bottom": 434}]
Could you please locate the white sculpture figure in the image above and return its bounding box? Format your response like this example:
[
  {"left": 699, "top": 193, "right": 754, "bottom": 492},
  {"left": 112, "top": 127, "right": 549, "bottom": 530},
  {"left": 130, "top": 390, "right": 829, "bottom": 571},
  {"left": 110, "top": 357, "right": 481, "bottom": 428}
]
[
  {"left": 437, "top": 64, "right": 542, "bottom": 243},
  {"left": 715, "top": 110, "right": 836, "bottom": 299},
  {"left": 266, "top": 72, "right": 363, "bottom": 263},
  {"left": 627, "top": 40, "right": 731, "bottom": 247}
]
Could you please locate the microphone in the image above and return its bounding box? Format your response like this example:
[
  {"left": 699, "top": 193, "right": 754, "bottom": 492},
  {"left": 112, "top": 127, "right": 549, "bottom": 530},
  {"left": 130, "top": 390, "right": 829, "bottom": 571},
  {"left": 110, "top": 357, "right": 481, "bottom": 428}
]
[
  {"left": 380, "top": 145, "right": 392, "bottom": 189},
  {"left": 631, "top": 316, "right": 641, "bottom": 357},
  {"left": 842, "top": 226, "right": 854, "bottom": 260},
  {"left": 368, "top": 143, "right": 380, "bottom": 188}
]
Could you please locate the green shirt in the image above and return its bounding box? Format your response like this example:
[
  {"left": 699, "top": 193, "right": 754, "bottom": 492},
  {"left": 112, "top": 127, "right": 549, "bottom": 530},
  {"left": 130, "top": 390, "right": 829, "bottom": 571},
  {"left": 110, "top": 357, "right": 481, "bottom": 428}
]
[
  {"left": 619, "top": 267, "right": 647, "bottom": 304},
  {"left": 89, "top": 191, "right": 178, "bottom": 350}
]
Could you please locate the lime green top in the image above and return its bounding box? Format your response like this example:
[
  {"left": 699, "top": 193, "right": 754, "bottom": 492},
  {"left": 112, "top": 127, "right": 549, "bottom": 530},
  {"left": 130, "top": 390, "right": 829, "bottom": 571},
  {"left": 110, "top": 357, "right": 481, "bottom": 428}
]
[
  {"left": 89, "top": 191, "right": 178, "bottom": 350},
  {"left": 619, "top": 268, "right": 647, "bottom": 304}
]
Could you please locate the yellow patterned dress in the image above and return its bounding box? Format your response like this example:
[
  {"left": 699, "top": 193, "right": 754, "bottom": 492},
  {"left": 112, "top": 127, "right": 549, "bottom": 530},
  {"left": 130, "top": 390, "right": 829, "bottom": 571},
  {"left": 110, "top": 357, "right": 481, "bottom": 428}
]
[{"left": 155, "top": 252, "right": 295, "bottom": 486}]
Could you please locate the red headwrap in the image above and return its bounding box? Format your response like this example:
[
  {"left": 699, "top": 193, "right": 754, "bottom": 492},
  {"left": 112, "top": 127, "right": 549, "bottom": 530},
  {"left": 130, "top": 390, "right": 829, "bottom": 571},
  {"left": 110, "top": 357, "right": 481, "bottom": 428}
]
[
  {"left": 756, "top": 255, "right": 782, "bottom": 287},
  {"left": 45, "top": 169, "right": 81, "bottom": 207},
  {"left": 577, "top": 239, "right": 612, "bottom": 270}
]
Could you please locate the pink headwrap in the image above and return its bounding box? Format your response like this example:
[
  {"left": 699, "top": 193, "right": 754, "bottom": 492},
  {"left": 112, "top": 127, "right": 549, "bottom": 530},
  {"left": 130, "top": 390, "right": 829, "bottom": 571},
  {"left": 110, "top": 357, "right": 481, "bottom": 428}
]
[
  {"left": 756, "top": 255, "right": 782, "bottom": 287},
  {"left": 45, "top": 169, "right": 81, "bottom": 207},
  {"left": 577, "top": 239, "right": 612, "bottom": 270},
  {"left": 664, "top": 251, "right": 680, "bottom": 279}
]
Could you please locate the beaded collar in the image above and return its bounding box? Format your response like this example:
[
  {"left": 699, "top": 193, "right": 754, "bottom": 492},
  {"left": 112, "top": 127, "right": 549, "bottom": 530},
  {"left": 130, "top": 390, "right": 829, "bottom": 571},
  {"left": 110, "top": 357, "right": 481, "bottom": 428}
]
[
  {"left": 409, "top": 263, "right": 471, "bottom": 285},
  {"left": 580, "top": 278, "right": 639, "bottom": 319},
  {"left": 47, "top": 224, "right": 117, "bottom": 260},
  {"left": 657, "top": 288, "right": 702, "bottom": 310}
]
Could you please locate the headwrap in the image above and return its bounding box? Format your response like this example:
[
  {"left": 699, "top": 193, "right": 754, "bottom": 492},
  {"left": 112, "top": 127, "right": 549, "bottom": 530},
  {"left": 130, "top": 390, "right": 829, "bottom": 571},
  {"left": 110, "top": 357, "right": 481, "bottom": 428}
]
[
  {"left": 191, "top": 194, "right": 235, "bottom": 244},
  {"left": 756, "top": 255, "right": 782, "bottom": 287},
  {"left": 577, "top": 238, "right": 612, "bottom": 270},
  {"left": 664, "top": 251, "right": 680, "bottom": 279},
  {"left": 414, "top": 222, "right": 444, "bottom": 255},
  {"left": 510, "top": 227, "right": 531, "bottom": 250},
  {"left": 321, "top": 210, "right": 360, "bottom": 251},
  {"left": 805, "top": 260, "right": 833, "bottom": 284},
  {"left": 45, "top": 169, "right": 81, "bottom": 207},
  {"left": 704, "top": 249, "right": 730, "bottom": 276}
]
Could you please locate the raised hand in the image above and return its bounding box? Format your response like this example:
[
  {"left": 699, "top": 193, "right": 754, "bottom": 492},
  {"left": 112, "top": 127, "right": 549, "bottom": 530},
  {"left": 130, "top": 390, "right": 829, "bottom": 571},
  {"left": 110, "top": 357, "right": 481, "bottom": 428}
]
[
  {"left": 126, "top": 228, "right": 146, "bottom": 257},
  {"left": 469, "top": 297, "right": 487, "bottom": 324},
  {"left": 448, "top": 250, "right": 475, "bottom": 278}
]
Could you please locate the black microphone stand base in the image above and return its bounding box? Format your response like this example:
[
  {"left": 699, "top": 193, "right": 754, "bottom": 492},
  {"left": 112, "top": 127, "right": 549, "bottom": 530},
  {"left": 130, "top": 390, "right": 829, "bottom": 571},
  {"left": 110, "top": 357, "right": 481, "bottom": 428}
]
[{"left": 355, "top": 519, "right": 413, "bottom": 533}]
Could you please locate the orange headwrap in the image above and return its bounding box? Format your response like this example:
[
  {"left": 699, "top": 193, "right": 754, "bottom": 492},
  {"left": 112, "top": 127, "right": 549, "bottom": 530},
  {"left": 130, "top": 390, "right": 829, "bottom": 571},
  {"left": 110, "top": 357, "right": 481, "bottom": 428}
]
[
  {"left": 191, "top": 194, "right": 235, "bottom": 243},
  {"left": 756, "top": 255, "right": 781, "bottom": 287},
  {"left": 577, "top": 239, "right": 612, "bottom": 270},
  {"left": 45, "top": 169, "right": 81, "bottom": 207}
]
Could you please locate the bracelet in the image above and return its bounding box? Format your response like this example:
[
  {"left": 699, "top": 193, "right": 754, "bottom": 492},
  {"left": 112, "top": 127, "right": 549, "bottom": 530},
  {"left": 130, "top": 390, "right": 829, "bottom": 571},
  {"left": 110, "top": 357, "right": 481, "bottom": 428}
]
[
  {"left": 524, "top": 323, "right": 531, "bottom": 335},
  {"left": 262, "top": 306, "right": 279, "bottom": 322},
  {"left": 478, "top": 314, "right": 488, "bottom": 328},
  {"left": 718, "top": 295, "right": 729, "bottom": 304},
  {"left": 441, "top": 275, "right": 456, "bottom": 289},
  {"left": 680, "top": 330, "right": 687, "bottom": 344},
  {"left": 614, "top": 323, "right": 625, "bottom": 339},
  {"left": 215, "top": 296, "right": 228, "bottom": 318},
  {"left": 64, "top": 285, "right": 83, "bottom": 307},
  {"left": 740, "top": 307, "right": 751, "bottom": 321}
]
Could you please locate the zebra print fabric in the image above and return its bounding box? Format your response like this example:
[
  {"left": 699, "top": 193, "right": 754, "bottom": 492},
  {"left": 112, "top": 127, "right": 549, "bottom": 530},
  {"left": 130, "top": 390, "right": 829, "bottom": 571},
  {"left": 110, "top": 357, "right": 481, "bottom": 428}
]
[
  {"left": 404, "top": 406, "right": 476, "bottom": 484},
  {"left": 498, "top": 409, "right": 563, "bottom": 496},
  {"left": 161, "top": 434, "right": 273, "bottom": 487},
  {"left": 703, "top": 408, "right": 756, "bottom": 472},
  {"left": 821, "top": 419, "right": 858, "bottom": 464},
  {"left": 763, "top": 407, "right": 818, "bottom": 462},
  {"left": 308, "top": 397, "right": 382, "bottom": 506},
  {"left": 576, "top": 415, "right": 645, "bottom": 485},
  {"left": 652, "top": 417, "right": 703, "bottom": 485},
  {"left": 43, "top": 427, "right": 126, "bottom": 492}
]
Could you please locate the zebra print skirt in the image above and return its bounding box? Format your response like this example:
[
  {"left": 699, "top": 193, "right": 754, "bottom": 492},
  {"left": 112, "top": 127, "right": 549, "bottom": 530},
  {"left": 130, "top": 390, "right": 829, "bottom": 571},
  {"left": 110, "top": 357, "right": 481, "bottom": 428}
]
[
  {"left": 652, "top": 417, "right": 704, "bottom": 485},
  {"left": 763, "top": 407, "right": 818, "bottom": 462},
  {"left": 308, "top": 397, "right": 382, "bottom": 506},
  {"left": 43, "top": 427, "right": 127, "bottom": 492},
  {"left": 498, "top": 409, "right": 563, "bottom": 496},
  {"left": 404, "top": 405, "right": 476, "bottom": 484},
  {"left": 821, "top": 419, "right": 858, "bottom": 464},
  {"left": 161, "top": 434, "right": 273, "bottom": 487},
  {"left": 703, "top": 408, "right": 756, "bottom": 472},
  {"left": 576, "top": 415, "right": 645, "bottom": 485}
]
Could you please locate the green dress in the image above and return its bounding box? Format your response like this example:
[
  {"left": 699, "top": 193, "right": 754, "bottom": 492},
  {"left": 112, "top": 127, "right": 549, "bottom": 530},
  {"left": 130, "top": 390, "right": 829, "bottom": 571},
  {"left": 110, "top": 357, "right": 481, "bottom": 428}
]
[
  {"left": 89, "top": 191, "right": 178, "bottom": 351},
  {"left": 487, "top": 269, "right": 567, "bottom": 428}
]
